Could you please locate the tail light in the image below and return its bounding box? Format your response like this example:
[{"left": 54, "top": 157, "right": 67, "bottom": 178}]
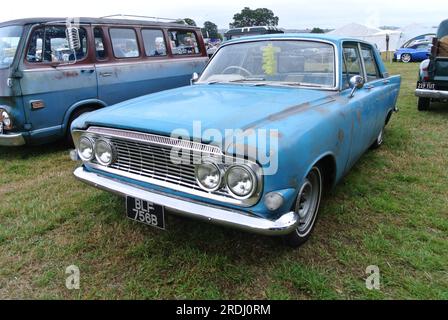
[{"left": 420, "top": 60, "right": 430, "bottom": 81}]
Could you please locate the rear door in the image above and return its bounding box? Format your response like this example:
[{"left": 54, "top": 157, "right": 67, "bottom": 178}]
[
  {"left": 96, "top": 26, "right": 208, "bottom": 106},
  {"left": 19, "top": 24, "right": 97, "bottom": 138}
]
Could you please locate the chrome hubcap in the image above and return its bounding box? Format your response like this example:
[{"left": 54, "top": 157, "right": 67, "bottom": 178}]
[{"left": 295, "top": 169, "right": 321, "bottom": 236}]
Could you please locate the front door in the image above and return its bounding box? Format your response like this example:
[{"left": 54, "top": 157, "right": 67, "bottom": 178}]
[{"left": 19, "top": 25, "right": 97, "bottom": 139}]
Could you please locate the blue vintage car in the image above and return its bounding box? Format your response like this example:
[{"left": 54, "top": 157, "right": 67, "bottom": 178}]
[
  {"left": 71, "top": 34, "right": 401, "bottom": 247},
  {"left": 394, "top": 42, "right": 431, "bottom": 63}
]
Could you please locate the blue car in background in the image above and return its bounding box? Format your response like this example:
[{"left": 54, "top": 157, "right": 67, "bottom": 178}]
[{"left": 394, "top": 42, "right": 431, "bottom": 63}]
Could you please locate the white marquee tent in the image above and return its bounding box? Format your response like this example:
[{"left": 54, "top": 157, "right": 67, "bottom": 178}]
[{"left": 328, "top": 23, "right": 438, "bottom": 52}]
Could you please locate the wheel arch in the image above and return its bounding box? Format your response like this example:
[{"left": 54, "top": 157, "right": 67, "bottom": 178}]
[
  {"left": 303, "top": 152, "right": 338, "bottom": 194},
  {"left": 62, "top": 99, "right": 108, "bottom": 133}
]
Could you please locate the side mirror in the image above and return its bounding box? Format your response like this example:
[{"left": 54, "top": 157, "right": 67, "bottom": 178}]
[
  {"left": 66, "top": 27, "right": 81, "bottom": 51},
  {"left": 349, "top": 75, "right": 365, "bottom": 98},
  {"left": 191, "top": 72, "right": 199, "bottom": 85}
]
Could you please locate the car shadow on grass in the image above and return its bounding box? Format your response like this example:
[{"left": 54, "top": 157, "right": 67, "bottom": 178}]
[{"left": 0, "top": 141, "right": 70, "bottom": 161}]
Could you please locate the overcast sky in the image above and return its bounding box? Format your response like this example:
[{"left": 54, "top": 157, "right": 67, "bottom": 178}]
[{"left": 0, "top": 0, "right": 445, "bottom": 29}]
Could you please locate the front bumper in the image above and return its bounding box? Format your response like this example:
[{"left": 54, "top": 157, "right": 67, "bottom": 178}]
[
  {"left": 0, "top": 133, "right": 26, "bottom": 146},
  {"left": 74, "top": 167, "right": 300, "bottom": 236},
  {"left": 415, "top": 89, "right": 448, "bottom": 99}
]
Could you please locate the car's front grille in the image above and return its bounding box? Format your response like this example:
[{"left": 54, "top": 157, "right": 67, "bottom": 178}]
[{"left": 85, "top": 126, "right": 234, "bottom": 199}]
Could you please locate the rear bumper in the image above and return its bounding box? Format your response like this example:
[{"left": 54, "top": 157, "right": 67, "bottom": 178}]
[
  {"left": 74, "top": 167, "right": 300, "bottom": 236},
  {"left": 415, "top": 89, "right": 448, "bottom": 99},
  {"left": 0, "top": 133, "right": 26, "bottom": 146}
]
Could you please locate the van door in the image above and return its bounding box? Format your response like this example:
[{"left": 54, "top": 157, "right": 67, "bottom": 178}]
[
  {"left": 96, "top": 27, "right": 208, "bottom": 106},
  {"left": 19, "top": 25, "right": 97, "bottom": 140}
]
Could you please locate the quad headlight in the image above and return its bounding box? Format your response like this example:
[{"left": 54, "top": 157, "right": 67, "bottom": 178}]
[
  {"left": 225, "top": 165, "right": 257, "bottom": 199},
  {"left": 195, "top": 162, "right": 222, "bottom": 192},
  {"left": 78, "top": 136, "right": 95, "bottom": 161},
  {"left": 94, "top": 139, "right": 115, "bottom": 166}
]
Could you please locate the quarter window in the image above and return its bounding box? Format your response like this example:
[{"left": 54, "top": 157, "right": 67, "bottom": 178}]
[
  {"left": 26, "top": 26, "right": 88, "bottom": 63},
  {"left": 169, "top": 30, "right": 200, "bottom": 55},
  {"left": 361, "top": 45, "right": 381, "bottom": 82},
  {"left": 110, "top": 28, "right": 139, "bottom": 58},
  {"left": 342, "top": 45, "right": 363, "bottom": 89},
  {"left": 142, "top": 29, "right": 167, "bottom": 57}
]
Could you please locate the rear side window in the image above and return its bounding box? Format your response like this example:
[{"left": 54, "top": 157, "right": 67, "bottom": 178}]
[
  {"left": 342, "top": 45, "right": 362, "bottom": 88},
  {"left": 94, "top": 27, "right": 108, "bottom": 60},
  {"left": 142, "top": 29, "right": 167, "bottom": 57},
  {"left": 110, "top": 28, "right": 139, "bottom": 58},
  {"left": 26, "top": 26, "right": 88, "bottom": 63},
  {"left": 361, "top": 45, "right": 380, "bottom": 82},
  {"left": 169, "top": 30, "right": 200, "bottom": 55}
]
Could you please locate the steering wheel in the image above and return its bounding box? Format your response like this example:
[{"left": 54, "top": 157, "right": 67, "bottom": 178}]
[{"left": 222, "top": 66, "right": 253, "bottom": 77}]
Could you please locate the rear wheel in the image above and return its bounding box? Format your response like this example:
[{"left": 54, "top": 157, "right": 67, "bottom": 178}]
[
  {"left": 283, "top": 167, "right": 323, "bottom": 248},
  {"left": 401, "top": 53, "right": 412, "bottom": 63},
  {"left": 370, "top": 127, "right": 384, "bottom": 149},
  {"left": 418, "top": 97, "right": 430, "bottom": 111},
  {"left": 65, "top": 107, "right": 96, "bottom": 146}
]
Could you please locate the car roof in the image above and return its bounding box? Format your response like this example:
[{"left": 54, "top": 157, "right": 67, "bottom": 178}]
[
  {"left": 222, "top": 33, "right": 373, "bottom": 46},
  {"left": 0, "top": 17, "right": 200, "bottom": 29}
]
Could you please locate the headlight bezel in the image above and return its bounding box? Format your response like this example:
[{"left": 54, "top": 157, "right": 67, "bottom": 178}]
[
  {"left": 77, "top": 135, "right": 95, "bottom": 162},
  {"left": 225, "top": 164, "right": 258, "bottom": 200},
  {"left": 0, "top": 109, "right": 12, "bottom": 130},
  {"left": 195, "top": 160, "right": 224, "bottom": 192},
  {"left": 94, "top": 138, "right": 116, "bottom": 166}
]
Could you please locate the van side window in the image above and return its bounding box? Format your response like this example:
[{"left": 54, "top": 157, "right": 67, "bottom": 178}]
[
  {"left": 26, "top": 26, "right": 88, "bottom": 63},
  {"left": 342, "top": 45, "right": 362, "bottom": 89},
  {"left": 169, "top": 30, "right": 200, "bottom": 55},
  {"left": 142, "top": 29, "right": 167, "bottom": 57},
  {"left": 110, "top": 28, "right": 139, "bottom": 58},
  {"left": 94, "top": 27, "right": 108, "bottom": 60},
  {"left": 361, "top": 45, "right": 381, "bottom": 82}
]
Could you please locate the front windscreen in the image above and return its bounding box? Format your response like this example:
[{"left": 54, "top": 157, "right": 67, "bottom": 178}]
[
  {"left": 199, "top": 40, "right": 336, "bottom": 88},
  {"left": 0, "top": 26, "right": 23, "bottom": 69}
]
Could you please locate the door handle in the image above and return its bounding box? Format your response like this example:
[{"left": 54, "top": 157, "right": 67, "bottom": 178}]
[
  {"left": 100, "top": 72, "right": 113, "bottom": 77},
  {"left": 81, "top": 69, "right": 95, "bottom": 74},
  {"left": 383, "top": 79, "right": 390, "bottom": 85}
]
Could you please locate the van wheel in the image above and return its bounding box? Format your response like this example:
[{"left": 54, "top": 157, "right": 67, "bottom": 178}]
[
  {"left": 283, "top": 167, "right": 323, "bottom": 248},
  {"left": 65, "top": 107, "right": 95, "bottom": 146},
  {"left": 418, "top": 98, "right": 430, "bottom": 111}
]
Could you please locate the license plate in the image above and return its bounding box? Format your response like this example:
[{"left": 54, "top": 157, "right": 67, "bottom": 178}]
[
  {"left": 126, "top": 197, "right": 165, "bottom": 230},
  {"left": 417, "top": 81, "right": 436, "bottom": 90},
  {"left": 396, "top": 54, "right": 401, "bottom": 60}
]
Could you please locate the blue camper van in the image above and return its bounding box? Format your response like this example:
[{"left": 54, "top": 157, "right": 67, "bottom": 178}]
[{"left": 0, "top": 17, "right": 208, "bottom": 146}]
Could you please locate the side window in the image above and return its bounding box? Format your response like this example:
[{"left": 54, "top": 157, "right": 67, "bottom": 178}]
[
  {"left": 94, "top": 27, "right": 108, "bottom": 60},
  {"left": 142, "top": 29, "right": 167, "bottom": 57},
  {"left": 109, "top": 28, "right": 139, "bottom": 58},
  {"left": 361, "top": 45, "right": 381, "bottom": 82},
  {"left": 26, "top": 26, "right": 88, "bottom": 63},
  {"left": 169, "top": 30, "right": 200, "bottom": 56},
  {"left": 342, "top": 45, "right": 362, "bottom": 89}
]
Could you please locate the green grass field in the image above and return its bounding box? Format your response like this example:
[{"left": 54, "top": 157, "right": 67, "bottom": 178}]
[{"left": 0, "top": 62, "right": 447, "bottom": 300}]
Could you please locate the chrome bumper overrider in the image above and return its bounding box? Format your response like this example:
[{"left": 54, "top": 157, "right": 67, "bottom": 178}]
[
  {"left": 0, "top": 133, "right": 26, "bottom": 146},
  {"left": 74, "top": 167, "right": 299, "bottom": 236},
  {"left": 415, "top": 89, "right": 448, "bottom": 99}
]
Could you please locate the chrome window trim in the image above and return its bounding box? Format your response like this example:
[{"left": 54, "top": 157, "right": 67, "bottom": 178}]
[
  {"left": 202, "top": 37, "right": 340, "bottom": 91},
  {"left": 72, "top": 127, "right": 264, "bottom": 207}
]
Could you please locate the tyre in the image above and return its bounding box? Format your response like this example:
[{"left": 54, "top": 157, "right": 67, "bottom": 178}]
[
  {"left": 417, "top": 97, "right": 430, "bottom": 111},
  {"left": 370, "top": 127, "right": 384, "bottom": 149},
  {"left": 283, "top": 166, "right": 323, "bottom": 248},
  {"left": 401, "top": 53, "right": 412, "bottom": 63},
  {"left": 65, "top": 107, "right": 95, "bottom": 146}
]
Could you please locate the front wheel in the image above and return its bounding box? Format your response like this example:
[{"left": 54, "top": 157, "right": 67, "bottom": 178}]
[
  {"left": 283, "top": 167, "right": 323, "bottom": 248},
  {"left": 401, "top": 53, "right": 412, "bottom": 63},
  {"left": 418, "top": 97, "right": 430, "bottom": 111}
]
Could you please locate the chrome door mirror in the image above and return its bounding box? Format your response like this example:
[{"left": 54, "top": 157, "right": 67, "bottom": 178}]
[
  {"left": 66, "top": 27, "right": 81, "bottom": 51},
  {"left": 349, "top": 75, "right": 365, "bottom": 98},
  {"left": 191, "top": 72, "right": 199, "bottom": 85}
]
